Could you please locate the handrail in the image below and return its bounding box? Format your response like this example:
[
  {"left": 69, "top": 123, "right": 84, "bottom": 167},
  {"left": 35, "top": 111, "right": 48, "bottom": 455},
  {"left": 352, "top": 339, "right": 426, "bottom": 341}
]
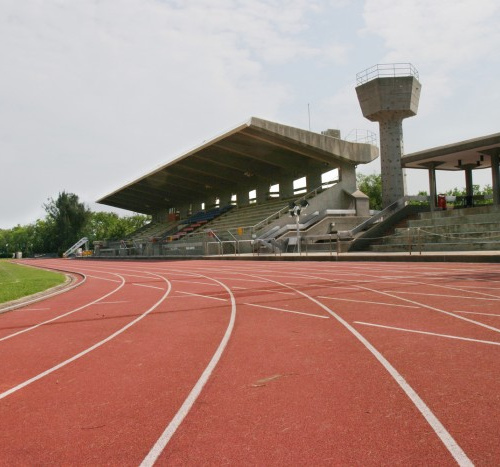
[
  {"left": 356, "top": 63, "right": 419, "bottom": 86},
  {"left": 251, "top": 182, "right": 337, "bottom": 232},
  {"left": 350, "top": 198, "right": 405, "bottom": 236},
  {"left": 208, "top": 229, "right": 222, "bottom": 243},
  {"left": 349, "top": 195, "right": 429, "bottom": 236},
  {"left": 226, "top": 230, "right": 238, "bottom": 242}
]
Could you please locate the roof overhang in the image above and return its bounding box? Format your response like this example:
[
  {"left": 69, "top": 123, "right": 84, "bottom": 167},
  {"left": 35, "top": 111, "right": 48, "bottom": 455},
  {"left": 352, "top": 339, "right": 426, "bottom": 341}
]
[
  {"left": 97, "top": 117, "right": 379, "bottom": 214},
  {"left": 402, "top": 133, "right": 500, "bottom": 171}
]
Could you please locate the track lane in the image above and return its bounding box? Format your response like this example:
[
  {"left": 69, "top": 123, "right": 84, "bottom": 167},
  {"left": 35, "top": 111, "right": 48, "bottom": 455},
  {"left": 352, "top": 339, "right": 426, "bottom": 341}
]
[
  {"left": 0, "top": 263, "right": 236, "bottom": 465},
  {"left": 0, "top": 271, "right": 169, "bottom": 398},
  {"left": 149, "top": 265, "right": 462, "bottom": 466},
  {"left": 2, "top": 259, "right": 500, "bottom": 465},
  {"left": 163, "top": 261, "right": 499, "bottom": 464}
]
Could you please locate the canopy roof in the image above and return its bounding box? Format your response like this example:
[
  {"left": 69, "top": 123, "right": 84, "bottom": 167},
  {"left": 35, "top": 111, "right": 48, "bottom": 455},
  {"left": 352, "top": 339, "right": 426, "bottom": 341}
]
[
  {"left": 402, "top": 133, "right": 500, "bottom": 171},
  {"left": 97, "top": 117, "right": 379, "bottom": 214}
]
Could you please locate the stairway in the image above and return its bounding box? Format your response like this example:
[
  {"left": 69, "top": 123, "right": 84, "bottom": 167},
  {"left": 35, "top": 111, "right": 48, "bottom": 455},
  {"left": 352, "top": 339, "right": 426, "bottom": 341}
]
[{"left": 371, "top": 205, "right": 500, "bottom": 252}]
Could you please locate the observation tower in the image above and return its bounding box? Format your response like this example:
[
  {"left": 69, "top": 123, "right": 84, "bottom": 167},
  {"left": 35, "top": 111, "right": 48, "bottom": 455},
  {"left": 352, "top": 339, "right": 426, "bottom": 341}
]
[{"left": 355, "top": 63, "right": 421, "bottom": 207}]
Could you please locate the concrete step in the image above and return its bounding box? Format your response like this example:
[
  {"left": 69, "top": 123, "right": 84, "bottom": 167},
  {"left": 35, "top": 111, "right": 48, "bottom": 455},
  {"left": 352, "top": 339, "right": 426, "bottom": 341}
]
[
  {"left": 393, "top": 222, "right": 500, "bottom": 237},
  {"left": 371, "top": 240, "right": 500, "bottom": 252},
  {"left": 409, "top": 212, "right": 500, "bottom": 228},
  {"left": 418, "top": 204, "right": 500, "bottom": 220}
]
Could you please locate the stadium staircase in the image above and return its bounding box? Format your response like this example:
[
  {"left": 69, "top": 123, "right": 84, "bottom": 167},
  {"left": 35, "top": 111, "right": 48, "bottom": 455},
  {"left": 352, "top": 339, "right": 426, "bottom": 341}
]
[
  {"left": 368, "top": 204, "right": 500, "bottom": 252},
  {"left": 348, "top": 204, "right": 429, "bottom": 252},
  {"left": 63, "top": 237, "right": 89, "bottom": 257}
]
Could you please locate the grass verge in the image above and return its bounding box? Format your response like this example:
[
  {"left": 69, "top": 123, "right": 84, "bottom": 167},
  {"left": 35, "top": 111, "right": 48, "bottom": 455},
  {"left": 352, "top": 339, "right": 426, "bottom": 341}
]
[{"left": 0, "top": 261, "right": 65, "bottom": 304}]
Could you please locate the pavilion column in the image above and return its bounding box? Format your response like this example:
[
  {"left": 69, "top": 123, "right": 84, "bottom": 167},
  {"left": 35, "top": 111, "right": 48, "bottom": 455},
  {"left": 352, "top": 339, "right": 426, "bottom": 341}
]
[
  {"left": 421, "top": 162, "right": 443, "bottom": 211},
  {"left": 428, "top": 165, "right": 437, "bottom": 211},
  {"left": 464, "top": 166, "right": 474, "bottom": 207},
  {"left": 491, "top": 153, "right": 500, "bottom": 205}
]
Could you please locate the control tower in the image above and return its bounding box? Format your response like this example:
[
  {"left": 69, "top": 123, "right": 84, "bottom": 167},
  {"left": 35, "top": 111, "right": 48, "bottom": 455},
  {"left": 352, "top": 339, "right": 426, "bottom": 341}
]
[{"left": 355, "top": 63, "right": 421, "bottom": 207}]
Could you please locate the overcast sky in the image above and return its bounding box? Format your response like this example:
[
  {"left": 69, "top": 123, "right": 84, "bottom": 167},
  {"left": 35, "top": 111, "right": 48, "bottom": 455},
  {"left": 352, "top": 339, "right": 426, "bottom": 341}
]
[{"left": 1, "top": 0, "right": 499, "bottom": 228}]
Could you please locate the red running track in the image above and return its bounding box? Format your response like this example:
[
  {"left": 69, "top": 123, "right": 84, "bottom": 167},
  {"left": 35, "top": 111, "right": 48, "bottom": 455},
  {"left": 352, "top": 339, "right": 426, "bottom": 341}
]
[{"left": 1, "top": 259, "right": 500, "bottom": 465}]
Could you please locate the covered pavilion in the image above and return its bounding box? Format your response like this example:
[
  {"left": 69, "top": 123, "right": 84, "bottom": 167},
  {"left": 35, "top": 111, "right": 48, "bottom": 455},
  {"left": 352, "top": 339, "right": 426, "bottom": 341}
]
[{"left": 402, "top": 133, "right": 500, "bottom": 209}]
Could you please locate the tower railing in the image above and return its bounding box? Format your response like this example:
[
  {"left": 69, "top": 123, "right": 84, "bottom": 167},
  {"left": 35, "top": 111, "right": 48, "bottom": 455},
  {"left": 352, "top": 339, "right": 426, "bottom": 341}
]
[{"left": 356, "top": 63, "right": 419, "bottom": 85}]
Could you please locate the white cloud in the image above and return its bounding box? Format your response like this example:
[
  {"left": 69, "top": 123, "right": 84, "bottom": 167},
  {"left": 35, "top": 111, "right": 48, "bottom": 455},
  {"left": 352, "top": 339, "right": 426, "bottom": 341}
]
[
  {"left": 1, "top": 0, "right": 498, "bottom": 227},
  {"left": 2, "top": 0, "right": 351, "bottom": 227},
  {"left": 362, "top": 0, "right": 500, "bottom": 110}
]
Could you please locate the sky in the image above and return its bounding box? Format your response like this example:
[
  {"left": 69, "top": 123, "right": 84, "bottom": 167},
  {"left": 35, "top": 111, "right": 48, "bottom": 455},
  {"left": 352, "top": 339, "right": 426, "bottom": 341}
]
[{"left": 1, "top": 0, "right": 500, "bottom": 228}]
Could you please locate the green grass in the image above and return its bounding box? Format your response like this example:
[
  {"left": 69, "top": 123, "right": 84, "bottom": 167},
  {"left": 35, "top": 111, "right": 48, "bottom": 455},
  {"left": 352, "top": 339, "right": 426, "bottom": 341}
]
[{"left": 0, "top": 260, "right": 65, "bottom": 304}]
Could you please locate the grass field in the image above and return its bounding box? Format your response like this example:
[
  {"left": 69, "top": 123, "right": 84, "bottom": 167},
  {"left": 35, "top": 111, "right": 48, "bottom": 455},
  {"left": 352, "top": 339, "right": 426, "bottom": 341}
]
[{"left": 0, "top": 260, "right": 65, "bottom": 304}]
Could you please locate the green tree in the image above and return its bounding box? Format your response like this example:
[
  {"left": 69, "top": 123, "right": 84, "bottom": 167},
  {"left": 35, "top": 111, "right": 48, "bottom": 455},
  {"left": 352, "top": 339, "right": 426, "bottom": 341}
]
[
  {"left": 87, "top": 212, "right": 150, "bottom": 242},
  {"left": 445, "top": 184, "right": 493, "bottom": 197},
  {"left": 357, "top": 173, "right": 382, "bottom": 210},
  {"left": 43, "top": 192, "right": 91, "bottom": 255}
]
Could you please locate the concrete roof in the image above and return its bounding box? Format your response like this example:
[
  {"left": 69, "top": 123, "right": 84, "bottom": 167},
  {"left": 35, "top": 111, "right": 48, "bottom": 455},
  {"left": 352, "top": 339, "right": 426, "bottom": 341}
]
[
  {"left": 97, "top": 117, "right": 379, "bottom": 214},
  {"left": 402, "top": 133, "right": 500, "bottom": 171}
]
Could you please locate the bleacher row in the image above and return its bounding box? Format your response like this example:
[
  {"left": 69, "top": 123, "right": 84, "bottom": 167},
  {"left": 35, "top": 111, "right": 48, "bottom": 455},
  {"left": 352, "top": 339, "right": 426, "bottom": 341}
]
[
  {"left": 162, "top": 205, "right": 234, "bottom": 241},
  {"left": 126, "top": 199, "right": 291, "bottom": 244}
]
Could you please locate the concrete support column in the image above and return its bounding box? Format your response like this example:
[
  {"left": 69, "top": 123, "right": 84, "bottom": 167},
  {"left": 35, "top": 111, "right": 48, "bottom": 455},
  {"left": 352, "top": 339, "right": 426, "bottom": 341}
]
[
  {"left": 256, "top": 183, "right": 268, "bottom": 204},
  {"left": 238, "top": 189, "right": 249, "bottom": 207},
  {"left": 279, "top": 179, "right": 295, "bottom": 199},
  {"left": 379, "top": 117, "right": 406, "bottom": 207},
  {"left": 307, "top": 172, "right": 323, "bottom": 193},
  {"left": 491, "top": 153, "right": 500, "bottom": 205},
  {"left": 428, "top": 166, "right": 437, "bottom": 211},
  {"left": 218, "top": 194, "right": 232, "bottom": 208}
]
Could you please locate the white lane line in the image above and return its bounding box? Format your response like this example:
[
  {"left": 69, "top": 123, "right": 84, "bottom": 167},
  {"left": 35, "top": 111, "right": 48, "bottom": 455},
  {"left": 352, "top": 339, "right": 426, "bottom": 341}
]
[
  {"left": 247, "top": 274, "right": 473, "bottom": 467},
  {"left": 132, "top": 283, "right": 165, "bottom": 290},
  {"left": 318, "top": 296, "right": 420, "bottom": 309},
  {"left": 120, "top": 273, "right": 157, "bottom": 279},
  {"left": 171, "top": 279, "right": 219, "bottom": 287},
  {"left": 245, "top": 302, "right": 329, "bottom": 319},
  {"left": 176, "top": 291, "right": 227, "bottom": 302},
  {"left": 454, "top": 310, "right": 500, "bottom": 318},
  {"left": 217, "top": 277, "right": 268, "bottom": 283},
  {"left": 85, "top": 274, "right": 122, "bottom": 283},
  {"left": 140, "top": 275, "right": 236, "bottom": 467},
  {"left": 386, "top": 291, "right": 500, "bottom": 301},
  {"left": 0, "top": 275, "right": 172, "bottom": 401},
  {"left": 283, "top": 271, "right": 500, "bottom": 336},
  {"left": 0, "top": 275, "right": 126, "bottom": 343},
  {"left": 19, "top": 308, "right": 51, "bottom": 311},
  {"left": 354, "top": 321, "right": 500, "bottom": 347},
  {"left": 231, "top": 286, "right": 247, "bottom": 290},
  {"left": 93, "top": 301, "right": 129, "bottom": 305},
  {"left": 251, "top": 288, "right": 296, "bottom": 296},
  {"left": 357, "top": 285, "right": 500, "bottom": 335}
]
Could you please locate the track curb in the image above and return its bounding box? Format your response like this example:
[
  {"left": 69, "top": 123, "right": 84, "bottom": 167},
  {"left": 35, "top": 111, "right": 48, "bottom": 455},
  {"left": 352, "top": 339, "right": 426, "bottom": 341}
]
[{"left": 0, "top": 263, "right": 85, "bottom": 314}]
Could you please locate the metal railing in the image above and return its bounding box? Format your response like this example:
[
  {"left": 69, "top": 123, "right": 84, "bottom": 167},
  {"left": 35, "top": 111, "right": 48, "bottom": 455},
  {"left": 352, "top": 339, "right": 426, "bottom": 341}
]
[
  {"left": 356, "top": 63, "right": 419, "bottom": 86},
  {"left": 251, "top": 182, "right": 338, "bottom": 233},
  {"left": 344, "top": 129, "right": 378, "bottom": 146}
]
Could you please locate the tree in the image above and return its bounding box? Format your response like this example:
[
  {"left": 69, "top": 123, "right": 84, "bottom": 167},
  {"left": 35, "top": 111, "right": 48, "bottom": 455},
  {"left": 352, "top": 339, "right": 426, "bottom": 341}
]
[
  {"left": 43, "top": 192, "right": 91, "bottom": 255},
  {"left": 357, "top": 173, "right": 382, "bottom": 210},
  {"left": 87, "top": 212, "right": 150, "bottom": 242}
]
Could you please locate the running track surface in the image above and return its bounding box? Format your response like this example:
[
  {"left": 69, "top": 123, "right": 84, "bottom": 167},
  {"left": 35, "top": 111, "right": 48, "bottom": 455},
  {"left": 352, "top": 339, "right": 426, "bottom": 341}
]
[{"left": 1, "top": 259, "right": 500, "bottom": 466}]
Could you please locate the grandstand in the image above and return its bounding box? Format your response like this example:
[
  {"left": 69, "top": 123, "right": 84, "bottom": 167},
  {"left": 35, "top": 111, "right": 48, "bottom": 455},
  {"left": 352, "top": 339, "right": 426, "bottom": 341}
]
[{"left": 95, "top": 117, "right": 379, "bottom": 256}]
